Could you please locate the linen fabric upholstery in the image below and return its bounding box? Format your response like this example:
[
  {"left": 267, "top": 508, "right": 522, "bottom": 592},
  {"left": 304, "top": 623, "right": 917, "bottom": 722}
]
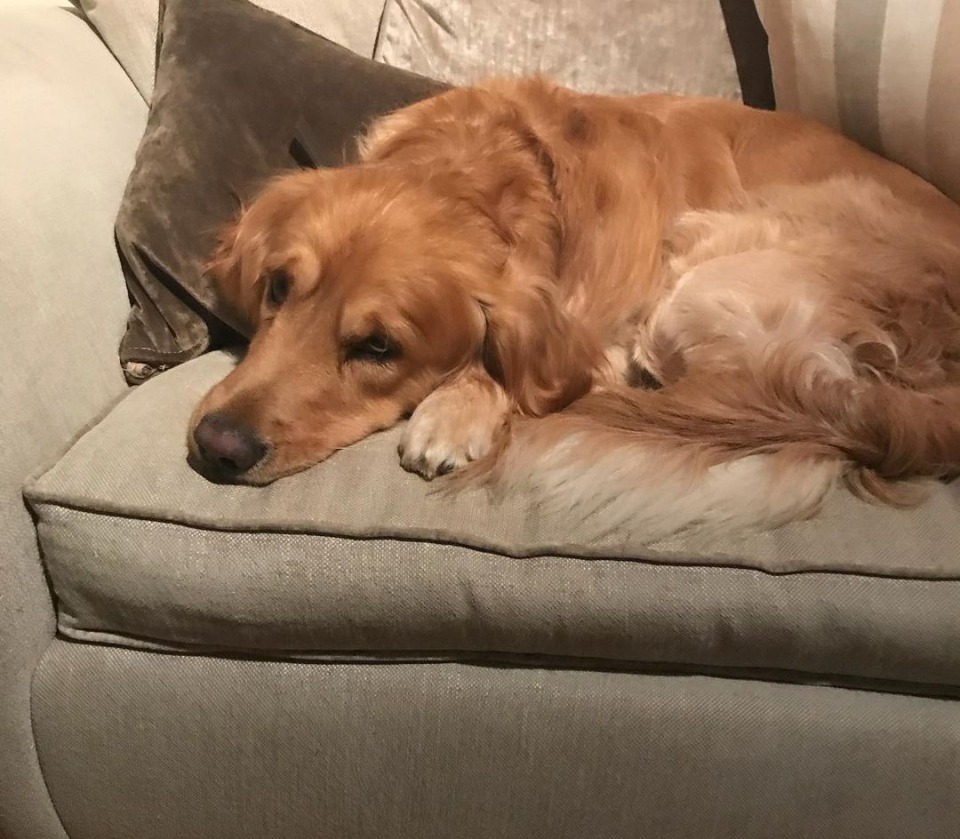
[
  {"left": 25, "top": 352, "right": 960, "bottom": 691},
  {"left": 115, "top": 0, "right": 444, "bottom": 383},
  {"left": 32, "top": 642, "right": 960, "bottom": 839},
  {"left": 756, "top": 0, "right": 960, "bottom": 202},
  {"left": 0, "top": 6, "right": 147, "bottom": 839}
]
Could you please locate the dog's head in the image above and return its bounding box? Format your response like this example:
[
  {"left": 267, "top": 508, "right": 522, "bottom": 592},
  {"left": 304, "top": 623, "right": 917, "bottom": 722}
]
[{"left": 189, "top": 118, "right": 596, "bottom": 484}]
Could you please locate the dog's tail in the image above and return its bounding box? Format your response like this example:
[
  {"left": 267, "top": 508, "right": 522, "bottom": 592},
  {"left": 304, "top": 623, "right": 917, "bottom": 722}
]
[{"left": 459, "top": 372, "right": 960, "bottom": 539}]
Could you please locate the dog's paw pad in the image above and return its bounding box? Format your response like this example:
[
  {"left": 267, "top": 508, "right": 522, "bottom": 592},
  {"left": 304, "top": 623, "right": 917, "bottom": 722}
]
[
  {"left": 399, "top": 377, "right": 509, "bottom": 481},
  {"left": 399, "top": 409, "right": 499, "bottom": 480},
  {"left": 398, "top": 444, "right": 470, "bottom": 481}
]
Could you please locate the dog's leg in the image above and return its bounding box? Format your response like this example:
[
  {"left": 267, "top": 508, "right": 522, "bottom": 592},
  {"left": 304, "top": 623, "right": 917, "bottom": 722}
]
[{"left": 399, "top": 366, "right": 511, "bottom": 479}]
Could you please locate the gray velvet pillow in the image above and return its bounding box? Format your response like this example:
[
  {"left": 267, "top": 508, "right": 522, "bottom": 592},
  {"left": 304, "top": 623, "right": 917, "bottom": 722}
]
[{"left": 116, "top": 0, "right": 445, "bottom": 383}]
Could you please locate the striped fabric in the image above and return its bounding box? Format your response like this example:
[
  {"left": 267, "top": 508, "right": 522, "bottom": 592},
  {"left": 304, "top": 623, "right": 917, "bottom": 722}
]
[{"left": 756, "top": 0, "right": 960, "bottom": 203}]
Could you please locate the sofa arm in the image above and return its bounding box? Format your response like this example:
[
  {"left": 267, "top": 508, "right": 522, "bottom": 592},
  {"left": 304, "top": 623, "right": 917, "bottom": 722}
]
[{"left": 0, "top": 6, "right": 146, "bottom": 838}]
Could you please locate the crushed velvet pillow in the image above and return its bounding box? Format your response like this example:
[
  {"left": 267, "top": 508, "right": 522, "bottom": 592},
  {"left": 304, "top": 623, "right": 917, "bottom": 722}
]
[{"left": 116, "top": 0, "right": 445, "bottom": 383}]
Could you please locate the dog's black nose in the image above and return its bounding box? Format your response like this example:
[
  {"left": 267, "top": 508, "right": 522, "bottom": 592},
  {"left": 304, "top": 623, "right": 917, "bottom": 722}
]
[{"left": 193, "top": 412, "right": 266, "bottom": 477}]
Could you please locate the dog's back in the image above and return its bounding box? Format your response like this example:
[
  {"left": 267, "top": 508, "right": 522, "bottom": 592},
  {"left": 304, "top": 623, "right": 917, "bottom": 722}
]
[{"left": 444, "top": 80, "right": 960, "bottom": 535}]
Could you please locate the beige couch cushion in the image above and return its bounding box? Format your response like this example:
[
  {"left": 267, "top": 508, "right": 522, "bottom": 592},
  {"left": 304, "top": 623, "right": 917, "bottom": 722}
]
[
  {"left": 756, "top": 0, "right": 960, "bottom": 203},
  {"left": 25, "top": 352, "right": 960, "bottom": 691}
]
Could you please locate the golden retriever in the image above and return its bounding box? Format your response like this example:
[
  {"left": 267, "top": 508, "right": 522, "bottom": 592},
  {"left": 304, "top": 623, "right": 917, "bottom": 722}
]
[{"left": 188, "top": 76, "right": 960, "bottom": 537}]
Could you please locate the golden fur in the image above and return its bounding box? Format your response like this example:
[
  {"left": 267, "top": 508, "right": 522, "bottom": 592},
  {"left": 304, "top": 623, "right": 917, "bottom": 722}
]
[{"left": 189, "top": 77, "right": 960, "bottom": 537}]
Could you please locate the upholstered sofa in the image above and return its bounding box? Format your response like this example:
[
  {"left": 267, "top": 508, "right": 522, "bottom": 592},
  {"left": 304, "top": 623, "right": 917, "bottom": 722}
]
[{"left": 3, "top": 1, "right": 959, "bottom": 837}]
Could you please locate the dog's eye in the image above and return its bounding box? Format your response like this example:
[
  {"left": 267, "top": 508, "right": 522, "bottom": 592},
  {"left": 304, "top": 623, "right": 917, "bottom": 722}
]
[
  {"left": 266, "top": 270, "right": 291, "bottom": 307},
  {"left": 345, "top": 333, "right": 399, "bottom": 364}
]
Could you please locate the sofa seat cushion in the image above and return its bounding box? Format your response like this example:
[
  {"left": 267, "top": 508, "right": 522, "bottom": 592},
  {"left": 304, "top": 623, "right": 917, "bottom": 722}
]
[{"left": 25, "top": 352, "right": 960, "bottom": 691}]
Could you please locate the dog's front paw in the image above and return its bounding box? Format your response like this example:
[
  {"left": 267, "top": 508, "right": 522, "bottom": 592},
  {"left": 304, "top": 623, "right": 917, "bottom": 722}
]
[{"left": 398, "top": 382, "right": 509, "bottom": 480}]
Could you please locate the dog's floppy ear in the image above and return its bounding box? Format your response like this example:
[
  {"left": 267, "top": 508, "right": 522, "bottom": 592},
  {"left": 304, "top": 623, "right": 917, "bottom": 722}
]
[
  {"left": 465, "top": 112, "right": 597, "bottom": 416},
  {"left": 206, "top": 216, "right": 266, "bottom": 338},
  {"left": 480, "top": 262, "right": 597, "bottom": 417}
]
